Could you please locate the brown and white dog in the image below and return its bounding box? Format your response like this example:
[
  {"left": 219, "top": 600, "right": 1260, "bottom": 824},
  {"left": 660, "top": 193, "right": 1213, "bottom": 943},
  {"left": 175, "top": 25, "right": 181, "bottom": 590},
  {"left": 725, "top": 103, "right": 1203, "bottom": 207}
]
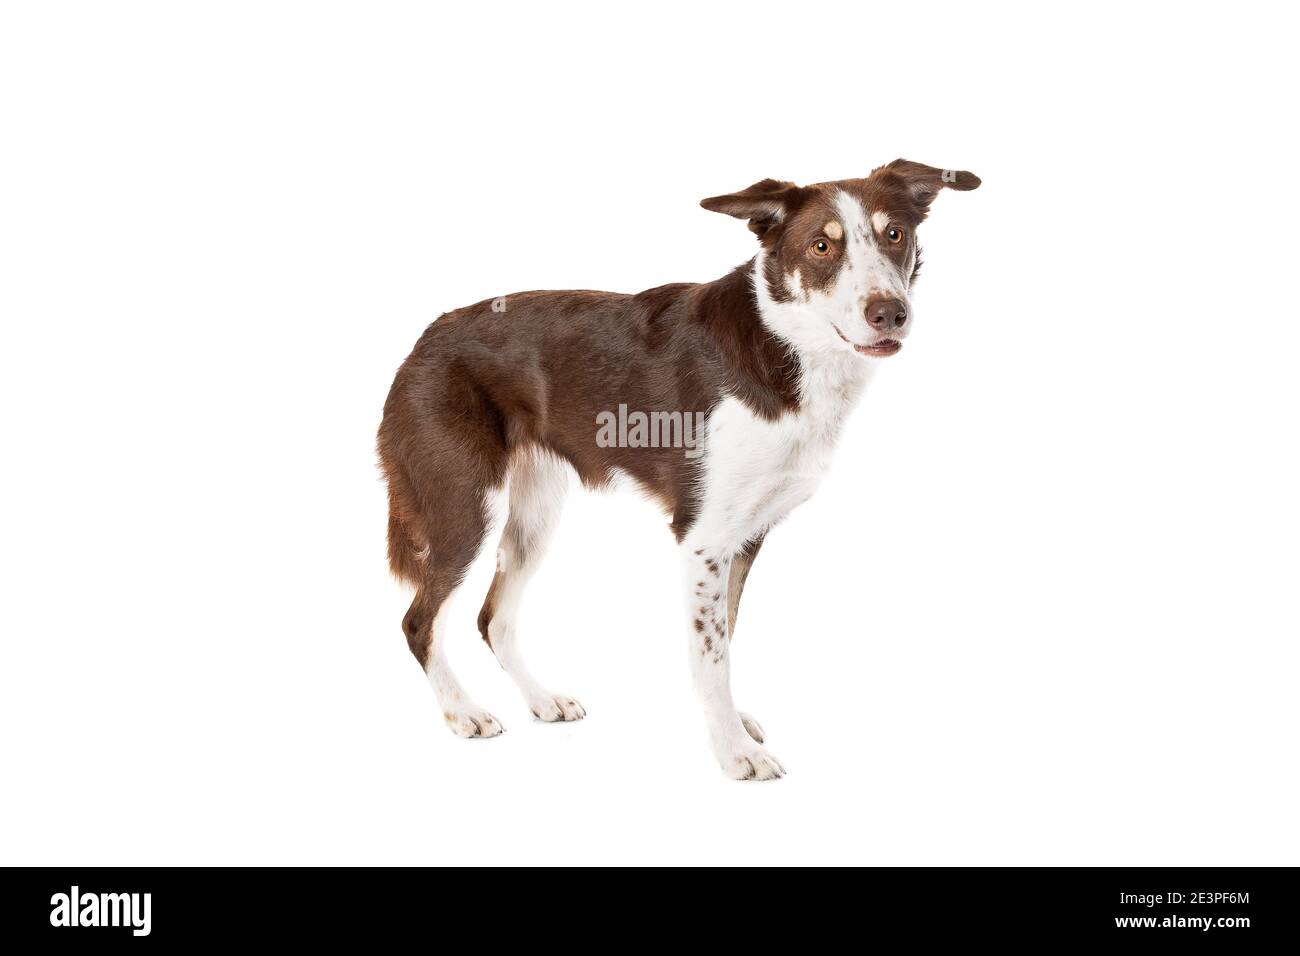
[{"left": 379, "top": 159, "right": 980, "bottom": 779}]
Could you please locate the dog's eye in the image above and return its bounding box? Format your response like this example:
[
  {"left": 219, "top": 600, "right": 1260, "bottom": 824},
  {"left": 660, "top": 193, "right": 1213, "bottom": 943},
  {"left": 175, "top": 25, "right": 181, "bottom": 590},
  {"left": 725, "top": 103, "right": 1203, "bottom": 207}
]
[
  {"left": 886, "top": 226, "right": 904, "bottom": 245},
  {"left": 810, "top": 239, "right": 832, "bottom": 258}
]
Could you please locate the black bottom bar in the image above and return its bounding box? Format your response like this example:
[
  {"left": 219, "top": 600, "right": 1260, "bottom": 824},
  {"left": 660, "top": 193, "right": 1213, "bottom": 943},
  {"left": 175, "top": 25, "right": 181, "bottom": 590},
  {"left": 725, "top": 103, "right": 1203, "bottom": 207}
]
[{"left": 6, "top": 867, "right": 1293, "bottom": 945}]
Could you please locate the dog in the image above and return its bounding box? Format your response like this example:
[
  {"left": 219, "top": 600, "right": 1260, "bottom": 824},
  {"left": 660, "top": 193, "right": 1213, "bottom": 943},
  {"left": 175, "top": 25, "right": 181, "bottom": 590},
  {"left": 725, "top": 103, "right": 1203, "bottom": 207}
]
[{"left": 378, "top": 159, "right": 979, "bottom": 779}]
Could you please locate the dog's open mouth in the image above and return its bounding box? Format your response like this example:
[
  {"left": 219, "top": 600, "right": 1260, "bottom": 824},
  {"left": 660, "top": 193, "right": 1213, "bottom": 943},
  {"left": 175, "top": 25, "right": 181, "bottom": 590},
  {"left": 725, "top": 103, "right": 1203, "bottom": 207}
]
[{"left": 833, "top": 326, "right": 902, "bottom": 357}]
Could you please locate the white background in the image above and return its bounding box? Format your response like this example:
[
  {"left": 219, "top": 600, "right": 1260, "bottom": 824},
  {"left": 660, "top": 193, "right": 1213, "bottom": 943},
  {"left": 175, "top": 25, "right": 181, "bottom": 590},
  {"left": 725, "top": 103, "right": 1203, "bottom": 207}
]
[{"left": 2, "top": 1, "right": 1297, "bottom": 866}]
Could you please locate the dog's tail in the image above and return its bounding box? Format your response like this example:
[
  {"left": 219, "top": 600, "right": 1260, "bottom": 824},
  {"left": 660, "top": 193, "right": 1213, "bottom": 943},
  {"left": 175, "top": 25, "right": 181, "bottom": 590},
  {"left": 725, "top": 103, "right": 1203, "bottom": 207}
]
[{"left": 379, "top": 451, "right": 429, "bottom": 587}]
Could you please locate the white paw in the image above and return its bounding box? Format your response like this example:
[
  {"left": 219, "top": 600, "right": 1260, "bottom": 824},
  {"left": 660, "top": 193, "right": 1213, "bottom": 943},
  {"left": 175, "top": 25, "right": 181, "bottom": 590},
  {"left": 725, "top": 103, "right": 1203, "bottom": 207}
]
[
  {"left": 530, "top": 694, "right": 586, "bottom": 723},
  {"left": 739, "top": 712, "right": 765, "bottom": 743},
  {"left": 443, "top": 709, "right": 505, "bottom": 738},
  {"left": 723, "top": 746, "right": 785, "bottom": 781}
]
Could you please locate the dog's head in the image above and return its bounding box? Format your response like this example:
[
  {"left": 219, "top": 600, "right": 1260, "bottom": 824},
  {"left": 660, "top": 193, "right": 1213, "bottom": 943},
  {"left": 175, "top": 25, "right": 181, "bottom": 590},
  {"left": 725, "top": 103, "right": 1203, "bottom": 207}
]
[{"left": 701, "top": 160, "right": 979, "bottom": 358}]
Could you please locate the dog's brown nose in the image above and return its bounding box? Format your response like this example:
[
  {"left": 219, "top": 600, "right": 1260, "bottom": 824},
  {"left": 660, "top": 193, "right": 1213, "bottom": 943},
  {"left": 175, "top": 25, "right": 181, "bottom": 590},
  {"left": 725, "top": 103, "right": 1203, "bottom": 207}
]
[{"left": 865, "top": 297, "right": 907, "bottom": 332}]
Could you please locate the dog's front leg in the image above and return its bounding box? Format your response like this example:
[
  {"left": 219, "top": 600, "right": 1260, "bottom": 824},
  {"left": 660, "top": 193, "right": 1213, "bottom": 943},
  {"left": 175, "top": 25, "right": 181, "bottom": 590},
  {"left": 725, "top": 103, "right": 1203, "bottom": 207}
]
[{"left": 682, "top": 543, "right": 785, "bottom": 780}]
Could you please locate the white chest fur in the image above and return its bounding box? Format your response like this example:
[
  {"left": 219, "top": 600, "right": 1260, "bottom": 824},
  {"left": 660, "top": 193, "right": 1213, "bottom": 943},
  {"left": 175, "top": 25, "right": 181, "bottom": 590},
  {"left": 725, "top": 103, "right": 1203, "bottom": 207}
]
[{"left": 691, "top": 352, "right": 873, "bottom": 548}]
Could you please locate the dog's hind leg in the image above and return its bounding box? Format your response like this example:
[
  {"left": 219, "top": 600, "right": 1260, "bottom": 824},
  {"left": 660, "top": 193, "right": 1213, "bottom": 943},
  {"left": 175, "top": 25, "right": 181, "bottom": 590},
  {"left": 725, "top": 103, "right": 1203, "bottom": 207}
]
[
  {"left": 477, "top": 447, "right": 584, "bottom": 722},
  {"left": 402, "top": 488, "right": 505, "bottom": 738}
]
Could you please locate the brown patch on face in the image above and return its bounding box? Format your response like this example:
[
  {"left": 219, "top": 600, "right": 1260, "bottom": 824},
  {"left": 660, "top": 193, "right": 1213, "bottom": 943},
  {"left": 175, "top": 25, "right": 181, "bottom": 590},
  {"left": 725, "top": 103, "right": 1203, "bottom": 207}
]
[
  {"left": 758, "top": 187, "right": 851, "bottom": 303},
  {"left": 705, "top": 559, "right": 720, "bottom": 575},
  {"left": 860, "top": 159, "right": 979, "bottom": 288}
]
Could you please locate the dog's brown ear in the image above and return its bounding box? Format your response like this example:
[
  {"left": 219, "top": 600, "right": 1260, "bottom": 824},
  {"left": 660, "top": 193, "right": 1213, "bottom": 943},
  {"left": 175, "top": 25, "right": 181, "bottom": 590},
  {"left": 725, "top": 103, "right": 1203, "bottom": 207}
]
[
  {"left": 700, "top": 179, "right": 803, "bottom": 239},
  {"left": 881, "top": 160, "right": 981, "bottom": 209}
]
